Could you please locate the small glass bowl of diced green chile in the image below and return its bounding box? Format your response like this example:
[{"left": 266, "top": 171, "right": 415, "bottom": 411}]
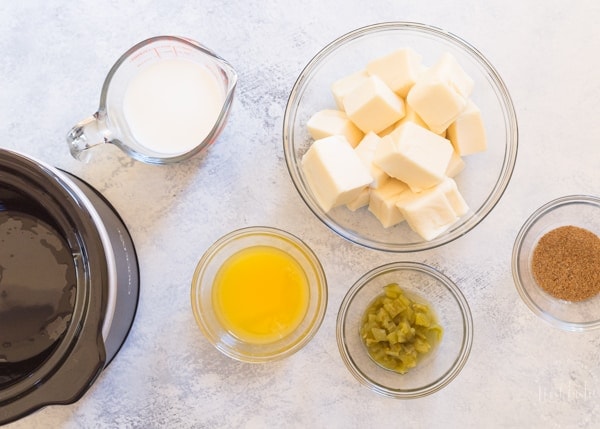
[{"left": 336, "top": 262, "right": 473, "bottom": 398}]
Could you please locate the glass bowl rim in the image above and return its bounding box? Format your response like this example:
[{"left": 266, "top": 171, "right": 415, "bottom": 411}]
[
  {"left": 511, "top": 194, "right": 600, "bottom": 332},
  {"left": 190, "top": 225, "right": 328, "bottom": 362},
  {"left": 336, "top": 261, "right": 474, "bottom": 398},
  {"left": 283, "top": 21, "right": 519, "bottom": 253}
]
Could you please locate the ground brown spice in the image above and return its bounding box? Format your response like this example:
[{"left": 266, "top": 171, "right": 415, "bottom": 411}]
[{"left": 531, "top": 225, "right": 600, "bottom": 302}]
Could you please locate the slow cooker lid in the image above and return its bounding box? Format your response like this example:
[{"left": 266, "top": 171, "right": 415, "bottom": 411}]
[
  {"left": 0, "top": 210, "right": 77, "bottom": 374},
  {"left": 0, "top": 150, "right": 108, "bottom": 422}
]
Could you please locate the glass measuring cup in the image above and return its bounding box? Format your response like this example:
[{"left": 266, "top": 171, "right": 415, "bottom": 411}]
[{"left": 67, "top": 36, "right": 237, "bottom": 164}]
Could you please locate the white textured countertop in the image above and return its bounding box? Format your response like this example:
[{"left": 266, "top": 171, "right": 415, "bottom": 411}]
[{"left": 1, "top": 1, "right": 599, "bottom": 428}]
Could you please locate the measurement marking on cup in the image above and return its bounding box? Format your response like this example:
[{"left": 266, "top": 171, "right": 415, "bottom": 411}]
[
  {"left": 131, "top": 48, "right": 154, "bottom": 67},
  {"left": 172, "top": 45, "right": 194, "bottom": 57},
  {"left": 156, "top": 45, "right": 178, "bottom": 57}
]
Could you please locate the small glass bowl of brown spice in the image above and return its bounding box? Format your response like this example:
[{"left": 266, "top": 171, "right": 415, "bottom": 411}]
[{"left": 512, "top": 195, "right": 600, "bottom": 331}]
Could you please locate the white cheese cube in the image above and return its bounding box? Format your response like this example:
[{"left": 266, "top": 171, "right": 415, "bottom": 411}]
[
  {"left": 354, "top": 132, "right": 389, "bottom": 189},
  {"left": 446, "top": 101, "right": 487, "bottom": 155},
  {"left": 396, "top": 177, "right": 469, "bottom": 241},
  {"left": 366, "top": 48, "right": 423, "bottom": 97},
  {"left": 446, "top": 150, "right": 466, "bottom": 177},
  {"left": 406, "top": 53, "right": 474, "bottom": 134},
  {"left": 379, "top": 105, "right": 446, "bottom": 138},
  {"left": 374, "top": 122, "right": 453, "bottom": 192},
  {"left": 301, "top": 135, "right": 373, "bottom": 212},
  {"left": 331, "top": 70, "right": 369, "bottom": 110},
  {"left": 398, "top": 103, "right": 453, "bottom": 137},
  {"left": 306, "top": 109, "right": 364, "bottom": 147},
  {"left": 346, "top": 187, "right": 370, "bottom": 211},
  {"left": 434, "top": 52, "right": 474, "bottom": 98},
  {"left": 396, "top": 103, "right": 429, "bottom": 130},
  {"left": 439, "top": 177, "right": 469, "bottom": 217},
  {"left": 400, "top": 193, "right": 457, "bottom": 241},
  {"left": 343, "top": 75, "right": 405, "bottom": 134},
  {"left": 368, "top": 179, "right": 409, "bottom": 228},
  {"left": 407, "top": 81, "right": 466, "bottom": 135},
  {"left": 377, "top": 120, "right": 401, "bottom": 137}
]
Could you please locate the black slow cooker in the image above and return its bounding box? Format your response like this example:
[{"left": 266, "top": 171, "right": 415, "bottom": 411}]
[{"left": 0, "top": 149, "right": 139, "bottom": 425}]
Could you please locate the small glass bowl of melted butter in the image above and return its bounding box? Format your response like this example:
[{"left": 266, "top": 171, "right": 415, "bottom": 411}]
[{"left": 191, "top": 226, "right": 327, "bottom": 362}]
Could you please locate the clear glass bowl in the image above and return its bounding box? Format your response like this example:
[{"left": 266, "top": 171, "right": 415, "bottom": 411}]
[
  {"left": 512, "top": 195, "right": 600, "bottom": 331},
  {"left": 336, "top": 262, "right": 473, "bottom": 398},
  {"left": 191, "top": 226, "right": 327, "bottom": 362},
  {"left": 283, "top": 22, "right": 518, "bottom": 252}
]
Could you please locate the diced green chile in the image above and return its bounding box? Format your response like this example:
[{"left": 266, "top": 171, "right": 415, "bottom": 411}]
[{"left": 360, "top": 283, "right": 443, "bottom": 374}]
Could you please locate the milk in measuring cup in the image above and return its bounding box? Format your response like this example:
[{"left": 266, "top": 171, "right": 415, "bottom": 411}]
[{"left": 123, "top": 59, "right": 225, "bottom": 155}]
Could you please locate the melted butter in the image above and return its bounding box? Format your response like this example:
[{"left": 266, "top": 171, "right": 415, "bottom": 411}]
[{"left": 212, "top": 246, "right": 309, "bottom": 344}]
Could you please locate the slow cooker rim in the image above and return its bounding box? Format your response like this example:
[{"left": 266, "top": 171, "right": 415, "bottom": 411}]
[{"left": 58, "top": 170, "right": 118, "bottom": 343}]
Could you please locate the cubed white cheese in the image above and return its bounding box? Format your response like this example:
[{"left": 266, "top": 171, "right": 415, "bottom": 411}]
[
  {"left": 331, "top": 70, "right": 369, "bottom": 110},
  {"left": 346, "top": 187, "right": 370, "bottom": 211},
  {"left": 343, "top": 75, "right": 405, "bottom": 134},
  {"left": 445, "top": 150, "right": 466, "bottom": 177},
  {"left": 377, "top": 120, "right": 401, "bottom": 137},
  {"left": 396, "top": 103, "right": 429, "bottom": 130},
  {"left": 306, "top": 109, "right": 364, "bottom": 147},
  {"left": 354, "top": 132, "right": 389, "bottom": 189},
  {"left": 440, "top": 177, "right": 469, "bottom": 217},
  {"left": 374, "top": 122, "right": 453, "bottom": 192},
  {"left": 301, "top": 135, "right": 373, "bottom": 212},
  {"left": 406, "top": 52, "right": 474, "bottom": 134},
  {"left": 446, "top": 100, "right": 487, "bottom": 155},
  {"left": 395, "top": 177, "right": 469, "bottom": 241},
  {"left": 434, "top": 52, "right": 474, "bottom": 98},
  {"left": 407, "top": 82, "right": 466, "bottom": 135},
  {"left": 368, "top": 179, "right": 409, "bottom": 228},
  {"left": 379, "top": 104, "right": 447, "bottom": 138},
  {"left": 366, "top": 48, "right": 423, "bottom": 97}
]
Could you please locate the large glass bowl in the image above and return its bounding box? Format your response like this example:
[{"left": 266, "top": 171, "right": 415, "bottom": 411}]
[
  {"left": 283, "top": 22, "right": 518, "bottom": 252},
  {"left": 512, "top": 195, "right": 600, "bottom": 331},
  {"left": 336, "top": 262, "right": 473, "bottom": 398}
]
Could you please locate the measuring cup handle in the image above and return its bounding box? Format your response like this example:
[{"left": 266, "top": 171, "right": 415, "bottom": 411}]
[{"left": 66, "top": 112, "right": 111, "bottom": 162}]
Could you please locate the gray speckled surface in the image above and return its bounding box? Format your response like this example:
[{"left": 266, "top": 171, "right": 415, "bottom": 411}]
[{"left": 1, "top": 1, "right": 600, "bottom": 427}]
